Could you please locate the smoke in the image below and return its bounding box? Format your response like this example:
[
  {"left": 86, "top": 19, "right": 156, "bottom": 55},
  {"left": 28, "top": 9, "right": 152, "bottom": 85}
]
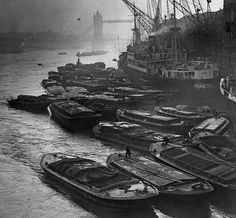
[{"left": 0, "top": 0, "right": 130, "bottom": 33}]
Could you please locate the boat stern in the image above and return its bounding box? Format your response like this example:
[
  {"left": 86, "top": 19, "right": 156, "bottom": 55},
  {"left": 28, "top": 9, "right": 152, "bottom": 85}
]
[{"left": 99, "top": 180, "right": 159, "bottom": 204}]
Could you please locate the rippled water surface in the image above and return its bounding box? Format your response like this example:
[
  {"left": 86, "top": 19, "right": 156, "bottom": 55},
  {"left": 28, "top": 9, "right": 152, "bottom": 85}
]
[{"left": 0, "top": 47, "right": 236, "bottom": 218}]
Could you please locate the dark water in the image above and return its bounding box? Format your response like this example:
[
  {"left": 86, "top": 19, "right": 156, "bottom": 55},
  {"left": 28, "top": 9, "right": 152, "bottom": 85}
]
[{"left": 0, "top": 46, "right": 236, "bottom": 218}]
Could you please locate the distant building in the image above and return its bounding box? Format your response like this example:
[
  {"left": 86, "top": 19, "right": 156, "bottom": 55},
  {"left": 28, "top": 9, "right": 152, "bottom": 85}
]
[{"left": 93, "top": 10, "right": 103, "bottom": 41}]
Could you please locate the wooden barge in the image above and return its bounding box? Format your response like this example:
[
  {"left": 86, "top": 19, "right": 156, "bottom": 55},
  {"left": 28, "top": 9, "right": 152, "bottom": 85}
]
[
  {"left": 196, "top": 134, "right": 236, "bottom": 165},
  {"left": 7, "top": 94, "right": 54, "bottom": 113},
  {"left": 40, "top": 153, "right": 159, "bottom": 208},
  {"left": 106, "top": 153, "right": 213, "bottom": 199},
  {"left": 150, "top": 143, "right": 236, "bottom": 189},
  {"left": 48, "top": 100, "right": 101, "bottom": 130},
  {"left": 93, "top": 121, "right": 181, "bottom": 152},
  {"left": 117, "top": 109, "right": 193, "bottom": 134},
  {"left": 155, "top": 105, "right": 228, "bottom": 125},
  {"left": 190, "top": 117, "right": 230, "bottom": 136}
]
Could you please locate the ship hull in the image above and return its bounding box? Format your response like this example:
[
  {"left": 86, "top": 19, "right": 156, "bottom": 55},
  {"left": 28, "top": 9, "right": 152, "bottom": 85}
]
[
  {"left": 48, "top": 104, "right": 101, "bottom": 130},
  {"left": 125, "top": 66, "right": 220, "bottom": 98},
  {"left": 227, "top": 100, "right": 236, "bottom": 132},
  {"left": 220, "top": 78, "right": 236, "bottom": 134}
]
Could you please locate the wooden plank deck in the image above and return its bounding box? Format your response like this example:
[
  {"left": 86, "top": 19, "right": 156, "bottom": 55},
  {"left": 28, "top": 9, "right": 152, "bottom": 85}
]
[
  {"left": 160, "top": 147, "right": 236, "bottom": 184},
  {"left": 112, "top": 156, "right": 195, "bottom": 187}
]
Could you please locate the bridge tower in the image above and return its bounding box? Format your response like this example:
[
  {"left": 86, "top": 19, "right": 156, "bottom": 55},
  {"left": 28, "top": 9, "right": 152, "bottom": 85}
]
[{"left": 93, "top": 10, "right": 103, "bottom": 49}]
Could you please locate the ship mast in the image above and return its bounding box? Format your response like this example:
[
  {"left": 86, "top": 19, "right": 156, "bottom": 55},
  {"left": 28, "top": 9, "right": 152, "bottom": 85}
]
[
  {"left": 170, "top": 0, "right": 180, "bottom": 63},
  {"left": 133, "top": 7, "right": 141, "bottom": 46},
  {"left": 173, "top": 0, "right": 177, "bottom": 63}
]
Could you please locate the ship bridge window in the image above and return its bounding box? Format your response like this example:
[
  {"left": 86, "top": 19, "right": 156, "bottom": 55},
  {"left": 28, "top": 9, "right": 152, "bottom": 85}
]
[
  {"left": 128, "top": 60, "right": 135, "bottom": 65},
  {"left": 138, "top": 63, "right": 146, "bottom": 68},
  {"left": 213, "top": 70, "right": 218, "bottom": 77}
]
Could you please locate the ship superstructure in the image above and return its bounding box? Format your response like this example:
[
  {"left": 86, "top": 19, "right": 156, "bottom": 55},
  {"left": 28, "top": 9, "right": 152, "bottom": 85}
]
[
  {"left": 220, "top": 0, "right": 236, "bottom": 132},
  {"left": 119, "top": 0, "right": 222, "bottom": 96}
]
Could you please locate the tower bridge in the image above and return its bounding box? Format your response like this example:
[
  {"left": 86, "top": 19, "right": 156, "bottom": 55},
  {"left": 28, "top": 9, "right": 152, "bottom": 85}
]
[{"left": 93, "top": 10, "right": 132, "bottom": 43}]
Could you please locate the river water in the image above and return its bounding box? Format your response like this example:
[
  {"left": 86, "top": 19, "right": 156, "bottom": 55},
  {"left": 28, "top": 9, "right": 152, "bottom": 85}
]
[{"left": 0, "top": 45, "right": 236, "bottom": 218}]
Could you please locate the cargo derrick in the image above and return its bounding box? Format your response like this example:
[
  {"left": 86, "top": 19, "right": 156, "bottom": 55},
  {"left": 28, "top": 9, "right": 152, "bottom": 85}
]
[
  {"left": 121, "top": 0, "right": 225, "bottom": 65},
  {"left": 162, "top": 0, "right": 224, "bottom": 60},
  {"left": 122, "top": 0, "right": 154, "bottom": 35},
  {"left": 121, "top": 0, "right": 165, "bottom": 58}
]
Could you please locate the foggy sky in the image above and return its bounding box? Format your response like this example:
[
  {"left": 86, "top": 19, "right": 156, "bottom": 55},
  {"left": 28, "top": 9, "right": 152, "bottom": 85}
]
[
  {"left": 0, "top": 0, "right": 130, "bottom": 33},
  {"left": 0, "top": 0, "right": 223, "bottom": 33}
]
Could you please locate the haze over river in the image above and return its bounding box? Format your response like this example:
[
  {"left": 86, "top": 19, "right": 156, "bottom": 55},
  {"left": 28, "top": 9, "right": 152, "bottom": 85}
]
[{"left": 0, "top": 44, "right": 236, "bottom": 218}]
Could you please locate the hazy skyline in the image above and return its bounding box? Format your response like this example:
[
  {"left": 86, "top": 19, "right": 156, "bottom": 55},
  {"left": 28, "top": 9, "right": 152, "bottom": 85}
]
[{"left": 0, "top": 0, "right": 224, "bottom": 34}]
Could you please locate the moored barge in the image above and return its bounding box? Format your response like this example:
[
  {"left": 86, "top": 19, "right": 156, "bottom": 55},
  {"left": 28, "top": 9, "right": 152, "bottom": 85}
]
[
  {"left": 93, "top": 121, "right": 181, "bottom": 152},
  {"left": 196, "top": 134, "right": 236, "bottom": 165},
  {"left": 190, "top": 117, "right": 230, "bottom": 136},
  {"left": 7, "top": 94, "right": 55, "bottom": 113},
  {"left": 40, "top": 153, "right": 159, "bottom": 208},
  {"left": 155, "top": 105, "right": 228, "bottom": 125},
  {"left": 48, "top": 100, "right": 101, "bottom": 130},
  {"left": 150, "top": 143, "right": 236, "bottom": 189},
  {"left": 107, "top": 153, "right": 214, "bottom": 199},
  {"left": 117, "top": 109, "right": 192, "bottom": 134}
]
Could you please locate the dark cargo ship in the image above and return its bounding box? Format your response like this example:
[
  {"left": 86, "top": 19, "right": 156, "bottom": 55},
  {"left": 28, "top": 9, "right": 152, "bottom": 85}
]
[{"left": 118, "top": 0, "right": 230, "bottom": 98}]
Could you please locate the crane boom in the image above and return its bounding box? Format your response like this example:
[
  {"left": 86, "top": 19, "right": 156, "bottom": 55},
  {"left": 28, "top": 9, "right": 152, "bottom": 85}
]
[
  {"left": 192, "top": 0, "right": 208, "bottom": 24},
  {"left": 122, "top": 0, "right": 154, "bottom": 34},
  {"left": 168, "top": 0, "right": 209, "bottom": 31},
  {"left": 147, "top": 0, "right": 152, "bottom": 18},
  {"left": 166, "top": 0, "right": 170, "bottom": 19},
  {"left": 179, "top": 0, "right": 192, "bottom": 31}
]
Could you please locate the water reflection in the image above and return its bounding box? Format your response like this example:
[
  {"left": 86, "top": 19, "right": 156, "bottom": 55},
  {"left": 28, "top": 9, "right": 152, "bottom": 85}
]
[
  {"left": 40, "top": 175, "right": 159, "bottom": 218},
  {"left": 208, "top": 188, "right": 236, "bottom": 217},
  {"left": 0, "top": 47, "right": 235, "bottom": 218}
]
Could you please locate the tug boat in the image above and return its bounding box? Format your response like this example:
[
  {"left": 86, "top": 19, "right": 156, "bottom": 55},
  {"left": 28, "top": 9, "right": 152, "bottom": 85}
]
[
  {"left": 190, "top": 117, "right": 230, "bottom": 136},
  {"left": 93, "top": 121, "right": 181, "bottom": 152},
  {"left": 116, "top": 109, "right": 192, "bottom": 134},
  {"left": 7, "top": 94, "right": 55, "bottom": 113},
  {"left": 48, "top": 100, "right": 101, "bottom": 130},
  {"left": 76, "top": 50, "right": 108, "bottom": 57},
  {"left": 150, "top": 142, "right": 236, "bottom": 189},
  {"left": 40, "top": 153, "right": 159, "bottom": 208},
  {"left": 107, "top": 153, "right": 213, "bottom": 198}
]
